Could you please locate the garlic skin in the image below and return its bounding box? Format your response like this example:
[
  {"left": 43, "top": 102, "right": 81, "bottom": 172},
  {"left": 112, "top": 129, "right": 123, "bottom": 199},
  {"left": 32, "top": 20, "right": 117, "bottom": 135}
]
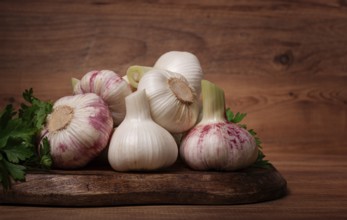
[
  {"left": 73, "top": 70, "right": 132, "bottom": 126},
  {"left": 108, "top": 89, "right": 178, "bottom": 171},
  {"left": 154, "top": 51, "right": 203, "bottom": 95},
  {"left": 180, "top": 122, "right": 258, "bottom": 171},
  {"left": 180, "top": 80, "right": 258, "bottom": 171},
  {"left": 137, "top": 69, "right": 200, "bottom": 133},
  {"left": 41, "top": 93, "right": 113, "bottom": 169}
]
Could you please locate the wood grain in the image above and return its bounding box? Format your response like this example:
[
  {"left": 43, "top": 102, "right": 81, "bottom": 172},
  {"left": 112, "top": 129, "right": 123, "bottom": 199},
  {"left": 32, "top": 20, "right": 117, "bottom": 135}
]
[
  {"left": 1, "top": 0, "right": 346, "bottom": 156},
  {"left": 0, "top": 162, "right": 287, "bottom": 206},
  {"left": 0, "top": 0, "right": 347, "bottom": 219},
  {"left": 0, "top": 153, "right": 346, "bottom": 220}
]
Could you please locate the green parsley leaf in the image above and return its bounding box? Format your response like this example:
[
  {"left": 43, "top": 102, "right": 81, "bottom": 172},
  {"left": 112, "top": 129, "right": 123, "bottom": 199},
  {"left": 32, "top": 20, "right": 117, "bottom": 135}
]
[
  {"left": 226, "top": 108, "right": 234, "bottom": 122},
  {"left": 22, "top": 88, "right": 34, "bottom": 104},
  {"left": 0, "top": 105, "right": 15, "bottom": 130},
  {"left": 0, "top": 88, "right": 53, "bottom": 190},
  {"left": 3, "top": 160, "right": 26, "bottom": 181},
  {"left": 0, "top": 120, "right": 37, "bottom": 148},
  {"left": 0, "top": 161, "right": 11, "bottom": 190},
  {"left": 3, "top": 144, "right": 33, "bottom": 163},
  {"left": 226, "top": 108, "right": 247, "bottom": 123},
  {"left": 39, "top": 137, "right": 52, "bottom": 169}
]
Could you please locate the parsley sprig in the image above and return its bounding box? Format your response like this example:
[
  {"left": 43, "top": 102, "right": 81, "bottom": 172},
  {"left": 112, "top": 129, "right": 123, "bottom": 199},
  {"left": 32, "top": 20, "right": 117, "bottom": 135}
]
[
  {"left": 226, "top": 108, "right": 271, "bottom": 169},
  {"left": 0, "top": 89, "right": 53, "bottom": 190}
]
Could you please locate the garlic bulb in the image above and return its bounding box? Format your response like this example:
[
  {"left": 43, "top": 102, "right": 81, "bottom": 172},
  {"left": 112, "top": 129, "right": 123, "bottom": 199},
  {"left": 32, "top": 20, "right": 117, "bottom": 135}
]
[
  {"left": 180, "top": 80, "right": 258, "bottom": 171},
  {"left": 154, "top": 51, "right": 203, "bottom": 95},
  {"left": 126, "top": 51, "right": 203, "bottom": 94},
  {"left": 137, "top": 69, "right": 200, "bottom": 133},
  {"left": 73, "top": 70, "right": 132, "bottom": 126},
  {"left": 41, "top": 93, "right": 113, "bottom": 169},
  {"left": 108, "top": 89, "right": 178, "bottom": 171}
]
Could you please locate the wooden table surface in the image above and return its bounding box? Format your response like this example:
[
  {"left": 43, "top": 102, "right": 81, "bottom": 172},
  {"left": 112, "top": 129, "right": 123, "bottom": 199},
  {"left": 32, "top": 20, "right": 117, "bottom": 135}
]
[{"left": 1, "top": 0, "right": 346, "bottom": 219}]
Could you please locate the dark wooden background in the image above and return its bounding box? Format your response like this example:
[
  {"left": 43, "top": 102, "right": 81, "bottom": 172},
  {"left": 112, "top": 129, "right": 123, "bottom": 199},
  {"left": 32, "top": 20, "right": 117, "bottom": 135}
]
[{"left": 1, "top": 0, "right": 347, "bottom": 219}]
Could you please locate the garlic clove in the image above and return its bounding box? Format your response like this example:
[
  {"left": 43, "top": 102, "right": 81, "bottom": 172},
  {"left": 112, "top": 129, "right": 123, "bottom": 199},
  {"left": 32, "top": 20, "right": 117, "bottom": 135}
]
[
  {"left": 108, "top": 89, "right": 178, "bottom": 171},
  {"left": 73, "top": 70, "right": 132, "bottom": 126},
  {"left": 42, "top": 93, "right": 113, "bottom": 169}
]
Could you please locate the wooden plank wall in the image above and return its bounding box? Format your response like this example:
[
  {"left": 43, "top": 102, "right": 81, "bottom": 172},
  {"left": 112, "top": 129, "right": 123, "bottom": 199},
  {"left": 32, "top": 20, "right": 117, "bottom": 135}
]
[{"left": 1, "top": 0, "right": 346, "bottom": 158}]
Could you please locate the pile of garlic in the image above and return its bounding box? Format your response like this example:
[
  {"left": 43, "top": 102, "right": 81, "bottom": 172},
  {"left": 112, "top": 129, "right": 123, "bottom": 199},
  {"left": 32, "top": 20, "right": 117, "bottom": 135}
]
[{"left": 42, "top": 51, "right": 258, "bottom": 172}]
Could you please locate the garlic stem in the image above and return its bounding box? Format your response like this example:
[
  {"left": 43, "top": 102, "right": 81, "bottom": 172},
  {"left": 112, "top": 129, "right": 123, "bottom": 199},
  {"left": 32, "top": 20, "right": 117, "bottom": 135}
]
[
  {"left": 126, "top": 65, "right": 152, "bottom": 89},
  {"left": 71, "top": 78, "right": 80, "bottom": 91},
  {"left": 125, "top": 89, "right": 151, "bottom": 121},
  {"left": 201, "top": 80, "right": 225, "bottom": 123}
]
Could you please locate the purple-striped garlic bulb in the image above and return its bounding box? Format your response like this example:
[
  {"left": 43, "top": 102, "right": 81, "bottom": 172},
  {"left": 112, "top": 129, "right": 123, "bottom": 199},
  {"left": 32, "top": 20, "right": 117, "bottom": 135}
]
[
  {"left": 180, "top": 80, "right": 258, "bottom": 171},
  {"left": 41, "top": 93, "right": 113, "bottom": 169},
  {"left": 73, "top": 70, "right": 132, "bottom": 126}
]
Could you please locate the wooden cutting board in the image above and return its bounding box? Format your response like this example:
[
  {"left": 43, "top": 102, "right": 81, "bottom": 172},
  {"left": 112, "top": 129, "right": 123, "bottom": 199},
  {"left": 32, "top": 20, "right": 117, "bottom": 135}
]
[{"left": 0, "top": 160, "right": 287, "bottom": 207}]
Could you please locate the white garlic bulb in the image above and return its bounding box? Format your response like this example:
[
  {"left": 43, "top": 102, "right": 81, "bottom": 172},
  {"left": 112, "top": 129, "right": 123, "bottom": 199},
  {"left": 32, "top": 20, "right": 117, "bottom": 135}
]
[
  {"left": 125, "top": 51, "right": 203, "bottom": 94},
  {"left": 73, "top": 70, "right": 132, "bottom": 126},
  {"left": 41, "top": 93, "right": 113, "bottom": 169},
  {"left": 137, "top": 69, "right": 200, "bottom": 133},
  {"left": 180, "top": 80, "right": 258, "bottom": 171},
  {"left": 108, "top": 89, "right": 178, "bottom": 171},
  {"left": 154, "top": 51, "right": 203, "bottom": 95}
]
